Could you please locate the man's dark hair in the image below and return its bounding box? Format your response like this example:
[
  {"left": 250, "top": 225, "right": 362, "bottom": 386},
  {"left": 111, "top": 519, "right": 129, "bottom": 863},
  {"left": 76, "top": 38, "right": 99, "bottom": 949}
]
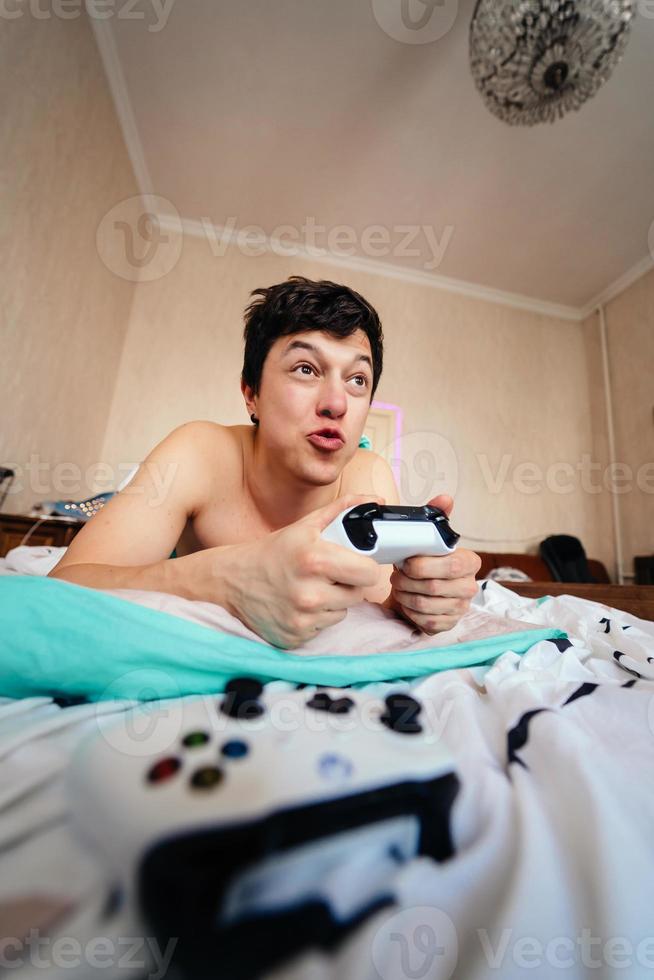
[{"left": 241, "top": 276, "right": 384, "bottom": 401}]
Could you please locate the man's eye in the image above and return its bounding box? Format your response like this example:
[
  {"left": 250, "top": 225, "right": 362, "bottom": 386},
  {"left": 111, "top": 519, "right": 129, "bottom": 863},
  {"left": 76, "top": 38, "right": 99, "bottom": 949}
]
[
  {"left": 294, "top": 364, "right": 316, "bottom": 377},
  {"left": 293, "top": 365, "right": 368, "bottom": 387}
]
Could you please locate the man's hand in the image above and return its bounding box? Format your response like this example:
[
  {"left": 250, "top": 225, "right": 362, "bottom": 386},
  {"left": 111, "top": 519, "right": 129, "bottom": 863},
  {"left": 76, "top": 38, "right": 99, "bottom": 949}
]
[
  {"left": 387, "top": 494, "right": 481, "bottom": 635},
  {"left": 221, "top": 493, "right": 385, "bottom": 649}
]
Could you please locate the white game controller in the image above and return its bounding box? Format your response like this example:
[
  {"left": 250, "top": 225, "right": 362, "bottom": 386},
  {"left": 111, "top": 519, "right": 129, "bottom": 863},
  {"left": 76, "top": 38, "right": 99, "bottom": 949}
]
[
  {"left": 321, "top": 502, "right": 460, "bottom": 564},
  {"left": 68, "top": 680, "right": 459, "bottom": 980}
]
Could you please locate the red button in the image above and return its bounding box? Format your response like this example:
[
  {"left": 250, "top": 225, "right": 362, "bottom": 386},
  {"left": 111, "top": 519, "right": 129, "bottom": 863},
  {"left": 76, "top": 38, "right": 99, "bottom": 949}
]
[{"left": 147, "top": 757, "right": 181, "bottom": 784}]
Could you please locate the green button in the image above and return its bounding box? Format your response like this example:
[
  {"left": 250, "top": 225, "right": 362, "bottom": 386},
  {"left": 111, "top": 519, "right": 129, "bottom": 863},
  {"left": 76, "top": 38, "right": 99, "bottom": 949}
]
[{"left": 182, "top": 730, "right": 210, "bottom": 748}]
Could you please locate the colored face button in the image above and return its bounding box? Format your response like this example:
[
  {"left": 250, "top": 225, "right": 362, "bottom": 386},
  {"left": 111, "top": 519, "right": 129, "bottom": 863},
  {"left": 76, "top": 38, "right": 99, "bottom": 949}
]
[
  {"left": 147, "top": 757, "right": 181, "bottom": 784},
  {"left": 220, "top": 739, "right": 249, "bottom": 759},
  {"left": 182, "top": 730, "right": 210, "bottom": 748},
  {"left": 190, "top": 766, "right": 224, "bottom": 790}
]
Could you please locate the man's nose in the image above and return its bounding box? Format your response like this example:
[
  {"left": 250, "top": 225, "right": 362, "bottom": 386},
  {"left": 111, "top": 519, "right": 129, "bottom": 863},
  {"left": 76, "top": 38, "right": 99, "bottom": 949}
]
[{"left": 317, "top": 377, "right": 347, "bottom": 419}]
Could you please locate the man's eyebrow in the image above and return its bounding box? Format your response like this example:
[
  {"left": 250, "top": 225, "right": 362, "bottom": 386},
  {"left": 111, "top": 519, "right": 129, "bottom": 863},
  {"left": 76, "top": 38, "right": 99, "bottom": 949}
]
[{"left": 281, "top": 339, "right": 373, "bottom": 370}]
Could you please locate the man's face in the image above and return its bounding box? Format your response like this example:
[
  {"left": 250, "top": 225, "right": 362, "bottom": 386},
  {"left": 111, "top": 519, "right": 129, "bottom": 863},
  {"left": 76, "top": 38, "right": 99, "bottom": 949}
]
[{"left": 249, "top": 329, "right": 374, "bottom": 485}]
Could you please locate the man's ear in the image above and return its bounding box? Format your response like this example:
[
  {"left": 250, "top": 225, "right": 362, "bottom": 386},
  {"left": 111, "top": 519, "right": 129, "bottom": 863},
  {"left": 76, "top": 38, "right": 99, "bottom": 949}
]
[{"left": 240, "top": 378, "right": 257, "bottom": 418}]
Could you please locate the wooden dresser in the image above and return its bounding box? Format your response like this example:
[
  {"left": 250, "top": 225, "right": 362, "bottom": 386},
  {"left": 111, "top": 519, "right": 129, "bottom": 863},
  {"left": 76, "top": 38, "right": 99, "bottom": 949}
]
[{"left": 0, "top": 514, "right": 84, "bottom": 558}]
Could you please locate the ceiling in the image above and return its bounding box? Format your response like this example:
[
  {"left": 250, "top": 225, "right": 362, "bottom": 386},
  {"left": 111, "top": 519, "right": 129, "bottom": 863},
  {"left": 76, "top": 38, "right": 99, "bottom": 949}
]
[{"left": 94, "top": 0, "right": 654, "bottom": 317}]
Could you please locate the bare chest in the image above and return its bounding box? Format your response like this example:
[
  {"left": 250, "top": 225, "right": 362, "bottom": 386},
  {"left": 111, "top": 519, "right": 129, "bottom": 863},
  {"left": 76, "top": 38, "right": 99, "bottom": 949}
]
[
  {"left": 173, "top": 426, "right": 370, "bottom": 557},
  {"left": 180, "top": 499, "right": 273, "bottom": 554}
]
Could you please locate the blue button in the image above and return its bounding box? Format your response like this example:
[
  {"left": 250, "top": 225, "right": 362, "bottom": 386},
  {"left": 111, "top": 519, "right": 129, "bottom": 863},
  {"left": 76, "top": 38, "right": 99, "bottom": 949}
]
[{"left": 221, "top": 739, "right": 249, "bottom": 759}]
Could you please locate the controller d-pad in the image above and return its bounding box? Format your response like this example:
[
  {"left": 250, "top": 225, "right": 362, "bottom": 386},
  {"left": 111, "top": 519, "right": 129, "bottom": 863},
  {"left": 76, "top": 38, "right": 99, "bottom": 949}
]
[
  {"left": 190, "top": 766, "right": 224, "bottom": 790},
  {"left": 307, "top": 693, "right": 355, "bottom": 714},
  {"left": 220, "top": 677, "right": 264, "bottom": 719},
  {"left": 307, "top": 692, "right": 332, "bottom": 712},
  {"left": 330, "top": 697, "right": 355, "bottom": 714},
  {"left": 381, "top": 694, "right": 423, "bottom": 735}
]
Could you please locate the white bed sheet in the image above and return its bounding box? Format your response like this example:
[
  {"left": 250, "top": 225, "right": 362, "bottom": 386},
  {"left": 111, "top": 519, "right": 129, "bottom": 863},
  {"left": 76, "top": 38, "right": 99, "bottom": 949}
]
[{"left": 2, "top": 558, "right": 654, "bottom": 978}]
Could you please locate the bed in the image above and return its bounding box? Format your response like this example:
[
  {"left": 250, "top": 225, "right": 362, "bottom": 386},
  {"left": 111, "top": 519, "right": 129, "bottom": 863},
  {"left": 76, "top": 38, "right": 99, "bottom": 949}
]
[{"left": 2, "top": 546, "right": 654, "bottom": 979}]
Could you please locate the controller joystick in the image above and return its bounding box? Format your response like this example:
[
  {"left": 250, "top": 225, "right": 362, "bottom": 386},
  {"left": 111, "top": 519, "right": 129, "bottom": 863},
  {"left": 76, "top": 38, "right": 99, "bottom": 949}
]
[
  {"left": 381, "top": 693, "right": 423, "bottom": 735},
  {"left": 220, "top": 677, "right": 264, "bottom": 719}
]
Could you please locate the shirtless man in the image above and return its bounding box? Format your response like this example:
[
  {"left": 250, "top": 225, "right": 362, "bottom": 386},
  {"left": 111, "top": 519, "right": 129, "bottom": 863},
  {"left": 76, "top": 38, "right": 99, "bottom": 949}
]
[{"left": 49, "top": 277, "right": 480, "bottom": 649}]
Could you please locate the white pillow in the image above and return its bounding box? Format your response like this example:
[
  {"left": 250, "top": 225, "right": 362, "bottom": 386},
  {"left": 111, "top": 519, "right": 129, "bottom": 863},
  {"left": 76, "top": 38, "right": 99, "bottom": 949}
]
[
  {"left": 487, "top": 566, "right": 532, "bottom": 582},
  {"left": 4, "top": 545, "right": 67, "bottom": 576}
]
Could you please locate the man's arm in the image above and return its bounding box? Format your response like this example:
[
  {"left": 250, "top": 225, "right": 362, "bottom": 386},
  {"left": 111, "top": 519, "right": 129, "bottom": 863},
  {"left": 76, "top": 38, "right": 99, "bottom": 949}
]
[{"left": 48, "top": 422, "right": 226, "bottom": 599}]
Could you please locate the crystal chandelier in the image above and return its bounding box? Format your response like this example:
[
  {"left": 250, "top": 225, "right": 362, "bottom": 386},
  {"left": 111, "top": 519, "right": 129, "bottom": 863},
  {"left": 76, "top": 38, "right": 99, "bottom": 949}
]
[{"left": 469, "top": 0, "right": 635, "bottom": 126}]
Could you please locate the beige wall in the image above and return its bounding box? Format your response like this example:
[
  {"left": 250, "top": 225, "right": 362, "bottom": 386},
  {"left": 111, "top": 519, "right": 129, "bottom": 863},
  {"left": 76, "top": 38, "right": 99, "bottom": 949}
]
[
  {"left": 100, "top": 230, "right": 608, "bottom": 567},
  {"left": 600, "top": 268, "right": 654, "bottom": 578},
  {"left": 3, "top": 13, "right": 648, "bottom": 580},
  {"left": 0, "top": 13, "right": 139, "bottom": 515}
]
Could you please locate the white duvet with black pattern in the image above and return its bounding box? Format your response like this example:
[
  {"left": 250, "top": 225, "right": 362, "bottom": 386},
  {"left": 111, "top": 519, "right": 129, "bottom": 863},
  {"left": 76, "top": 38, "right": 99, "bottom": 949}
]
[{"left": 1, "top": 581, "right": 654, "bottom": 980}]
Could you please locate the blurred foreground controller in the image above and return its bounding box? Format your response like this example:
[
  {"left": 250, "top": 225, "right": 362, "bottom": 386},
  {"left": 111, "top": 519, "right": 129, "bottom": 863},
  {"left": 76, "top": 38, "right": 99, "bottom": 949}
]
[{"left": 321, "top": 503, "right": 460, "bottom": 564}]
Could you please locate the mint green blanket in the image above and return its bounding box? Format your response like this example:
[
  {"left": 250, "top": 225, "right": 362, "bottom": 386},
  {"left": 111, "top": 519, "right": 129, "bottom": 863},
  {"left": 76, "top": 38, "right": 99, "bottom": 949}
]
[{"left": 0, "top": 577, "right": 566, "bottom": 701}]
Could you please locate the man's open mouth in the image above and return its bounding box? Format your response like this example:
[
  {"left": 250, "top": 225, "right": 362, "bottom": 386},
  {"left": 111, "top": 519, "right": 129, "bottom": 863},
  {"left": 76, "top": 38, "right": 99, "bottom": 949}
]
[{"left": 307, "top": 428, "right": 345, "bottom": 451}]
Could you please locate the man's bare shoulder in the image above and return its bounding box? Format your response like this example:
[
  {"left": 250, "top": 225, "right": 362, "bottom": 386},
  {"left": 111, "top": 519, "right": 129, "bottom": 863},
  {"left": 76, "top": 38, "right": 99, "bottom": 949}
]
[
  {"left": 165, "top": 419, "right": 233, "bottom": 445},
  {"left": 161, "top": 420, "right": 248, "bottom": 492},
  {"left": 342, "top": 447, "right": 391, "bottom": 476},
  {"left": 341, "top": 448, "right": 400, "bottom": 503},
  {"left": 342, "top": 445, "right": 377, "bottom": 473},
  {"left": 161, "top": 420, "right": 248, "bottom": 459}
]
